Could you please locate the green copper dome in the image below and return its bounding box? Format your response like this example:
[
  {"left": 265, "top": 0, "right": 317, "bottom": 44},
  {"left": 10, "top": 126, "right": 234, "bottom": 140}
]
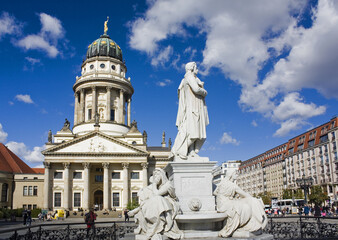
[{"left": 86, "top": 34, "right": 123, "bottom": 61}]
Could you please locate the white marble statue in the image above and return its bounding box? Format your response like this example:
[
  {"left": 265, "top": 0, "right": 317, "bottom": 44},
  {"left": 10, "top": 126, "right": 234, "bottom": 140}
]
[
  {"left": 128, "top": 168, "right": 183, "bottom": 240},
  {"left": 213, "top": 171, "right": 267, "bottom": 238},
  {"left": 171, "top": 62, "right": 209, "bottom": 160}
]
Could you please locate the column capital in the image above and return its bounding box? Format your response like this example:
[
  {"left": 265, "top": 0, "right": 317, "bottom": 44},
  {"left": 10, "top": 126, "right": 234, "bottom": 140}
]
[
  {"left": 102, "top": 162, "right": 110, "bottom": 169},
  {"left": 80, "top": 88, "right": 85, "bottom": 94},
  {"left": 91, "top": 86, "right": 96, "bottom": 91},
  {"left": 141, "top": 162, "right": 148, "bottom": 169},
  {"left": 120, "top": 89, "right": 125, "bottom": 94},
  {"left": 128, "top": 97, "right": 131, "bottom": 103},
  {"left": 74, "top": 91, "right": 79, "bottom": 98},
  {"left": 43, "top": 161, "right": 50, "bottom": 169},
  {"left": 82, "top": 162, "right": 91, "bottom": 169},
  {"left": 106, "top": 86, "right": 112, "bottom": 91},
  {"left": 122, "top": 162, "right": 129, "bottom": 169},
  {"left": 63, "top": 162, "right": 70, "bottom": 169}
]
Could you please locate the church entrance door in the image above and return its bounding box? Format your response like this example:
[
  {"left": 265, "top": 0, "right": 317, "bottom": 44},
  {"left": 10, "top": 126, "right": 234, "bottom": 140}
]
[{"left": 94, "top": 190, "right": 103, "bottom": 211}]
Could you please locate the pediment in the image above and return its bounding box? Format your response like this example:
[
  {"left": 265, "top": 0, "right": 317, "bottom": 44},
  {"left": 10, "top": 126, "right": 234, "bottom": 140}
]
[{"left": 43, "top": 131, "right": 148, "bottom": 156}]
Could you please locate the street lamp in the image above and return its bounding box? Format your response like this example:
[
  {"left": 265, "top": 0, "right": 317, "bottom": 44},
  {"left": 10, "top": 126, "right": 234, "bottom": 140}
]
[{"left": 296, "top": 173, "right": 314, "bottom": 204}]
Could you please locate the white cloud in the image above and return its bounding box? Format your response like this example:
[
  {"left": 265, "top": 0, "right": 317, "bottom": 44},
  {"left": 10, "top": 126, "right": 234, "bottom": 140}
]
[
  {"left": 15, "top": 94, "right": 34, "bottom": 104},
  {"left": 16, "top": 13, "right": 66, "bottom": 58},
  {"left": 0, "top": 123, "right": 8, "bottom": 143},
  {"left": 129, "top": 0, "right": 337, "bottom": 136},
  {"left": 156, "top": 79, "right": 173, "bottom": 87},
  {"left": 17, "top": 34, "right": 59, "bottom": 57},
  {"left": 0, "top": 12, "right": 21, "bottom": 39},
  {"left": 6, "top": 141, "right": 45, "bottom": 163},
  {"left": 25, "top": 57, "right": 41, "bottom": 65},
  {"left": 151, "top": 45, "right": 173, "bottom": 66},
  {"left": 251, "top": 120, "right": 258, "bottom": 127},
  {"left": 274, "top": 119, "right": 308, "bottom": 137},
  {"left": 24, "top": 57, "right": 42, "bottom": 71},
  {"left": 220, "top": 132, "right": 240, "bottom": 146}
]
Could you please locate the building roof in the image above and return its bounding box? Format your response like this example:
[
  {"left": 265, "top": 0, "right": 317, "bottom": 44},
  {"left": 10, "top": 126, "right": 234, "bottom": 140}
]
[
  {"left": 32, "top": 168, "right": 45, "bottom": 174},
  {"left": 86, "top": 34, "right": 123, "bottom": 61},
  {"left": 0, "top": 143, "right": 35, "bottom": 174}
]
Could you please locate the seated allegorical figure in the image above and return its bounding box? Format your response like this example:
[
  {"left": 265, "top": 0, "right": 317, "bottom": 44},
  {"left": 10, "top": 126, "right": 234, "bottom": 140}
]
[
  {"left": 213, "top": 171, "right": 267, "bottom": 238},
  {"left": 128, "top": 168, "right": 183, "bottom": 240}
]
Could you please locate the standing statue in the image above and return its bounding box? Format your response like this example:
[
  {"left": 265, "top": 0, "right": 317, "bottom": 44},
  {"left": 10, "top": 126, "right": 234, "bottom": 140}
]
[
  {"left": 213, "top": 171, "right": 267, "bottom": 238},
  {"left": 61, "top": 118, "right": 71, "bottom": 131},
  {"left": 104, "top": 16, "right": 109, "bottom": 35},
  {"left": 171, "top": 62, "right": 209, "bottom": 159},
  {"left": 48, "top": 130, "right": 52, "bottom": 143},
  {"left": 128, "top": 168, "right": 183, "bottom": 240}
]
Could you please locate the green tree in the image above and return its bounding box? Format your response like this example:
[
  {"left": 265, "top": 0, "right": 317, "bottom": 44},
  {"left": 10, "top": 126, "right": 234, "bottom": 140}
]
[
  {"left": 308, "top": 185, "right": 329, "bottom": 206},
  {"left": 257, "top": 191, "right": 273, "bottom": 205},
  {"left": 294, "top": 189, "right": 304, "bottom": 199},
  {"left": 282, "top": 188, "right": 293, "bottom": 199},
  {"left": 126, "top": 200, "right": 139, "bottom": 210}
]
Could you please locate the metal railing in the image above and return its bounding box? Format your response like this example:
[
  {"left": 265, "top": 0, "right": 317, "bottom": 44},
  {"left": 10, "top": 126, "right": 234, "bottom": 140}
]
[
  {"left": 263, "top": 216, "right": 338, "bottom": 239},
  {"left": 0, "top": 221, "right": 136, "bottom": 240}
]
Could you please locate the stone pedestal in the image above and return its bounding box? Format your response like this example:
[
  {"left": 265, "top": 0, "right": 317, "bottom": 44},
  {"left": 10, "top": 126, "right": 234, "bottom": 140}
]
[{"left": 165, "top": 156, "right": 225, "bottom": 238}]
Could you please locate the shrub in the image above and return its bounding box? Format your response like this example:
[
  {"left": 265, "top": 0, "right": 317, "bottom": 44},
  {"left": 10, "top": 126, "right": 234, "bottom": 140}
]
[
  {"left": 31, "top": 208, "right": 41, "bottom": 218},
  {"left": 126, "top": 200, "right": 139, "bottom": 210},
  {"left": 15, "top": 208, "right": 23, "bottom": 217},
  {"left": 0, "top": 211, "right": 3, "bottom": 219}
]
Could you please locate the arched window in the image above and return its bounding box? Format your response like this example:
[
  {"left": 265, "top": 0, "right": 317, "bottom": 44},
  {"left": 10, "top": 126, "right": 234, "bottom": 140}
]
[{"left": 1, "top": 183, "right": 8, "bottom": 202}]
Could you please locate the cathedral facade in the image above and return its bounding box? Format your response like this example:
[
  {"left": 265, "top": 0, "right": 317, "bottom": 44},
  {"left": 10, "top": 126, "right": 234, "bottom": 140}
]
[{"left": 42, "top": 32, "right": 172, "bottom": 211}]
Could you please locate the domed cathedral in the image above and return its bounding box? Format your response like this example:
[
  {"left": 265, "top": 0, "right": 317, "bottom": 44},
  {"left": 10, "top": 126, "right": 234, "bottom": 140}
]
[{"left": 42, "top": 20, "right": 172, "bottom": 212}]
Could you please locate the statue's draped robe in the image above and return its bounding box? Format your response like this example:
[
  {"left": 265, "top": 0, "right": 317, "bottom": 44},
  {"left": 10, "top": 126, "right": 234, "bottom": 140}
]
[
  {"left": 214, "top": 179, "right": 267, "bottom": 237},
  {"left": 172, "top": 73, "right": 209, "bottom": 158}
]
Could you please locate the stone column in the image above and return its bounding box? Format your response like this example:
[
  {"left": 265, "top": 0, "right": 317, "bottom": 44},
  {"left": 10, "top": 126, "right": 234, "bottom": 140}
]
[
  {"left": 43, "top": 162, "right": 50, "bottom": 209},
  {"left": 92, "top": 86, "right": 97, "bottom": 120},
  {"left": 119, "top": 89, "right": 124, "bottom": 124},
  {"left": 74, "top": 92, "right": 78, "bottom": 125},
  {"left": 141, "top": 162, "right": 148, "bottom": 187},
  {"left": 83, "top": 163, "right": 90, "bottom": 210},
  {"left": 80, "top": 89, "right": 85, "bottom": 122},
  {"left": 63, "top": 162, "right": 70, "bottom": 210},
  {"left": 103, "top": 162, "right": 110, "bottom": 210},
  {"left": 122, "top": 162, "right": 129, "bottom": 207},
  {"left": 127, "top": 97, "right": 131, "bottom": 126},
  {"left": 106, "top": 87, "right": 111, "bottom": 121}
]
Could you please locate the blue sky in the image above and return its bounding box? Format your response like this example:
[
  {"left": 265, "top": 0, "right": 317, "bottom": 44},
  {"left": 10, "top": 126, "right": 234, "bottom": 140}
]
[{"left": 0, "top": 0, "right": 337, "bottom": 168}]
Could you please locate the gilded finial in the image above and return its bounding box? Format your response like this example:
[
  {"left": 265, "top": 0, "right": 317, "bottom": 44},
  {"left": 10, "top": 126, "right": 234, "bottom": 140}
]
[{"left": 104, "top": 16, "right": 109, "bottom": 35}]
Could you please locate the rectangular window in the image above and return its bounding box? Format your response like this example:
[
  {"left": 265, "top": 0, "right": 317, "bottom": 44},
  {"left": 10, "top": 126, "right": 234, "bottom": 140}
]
[
  {"left": 132, "top": 192, "right": 139, "bottom": 203},
  {"left": 88, "top": 109, "right": 92, "bottom": 120},
  {"left": 33, "top": 204, "right": 37, "bottom": 210},
  {"left": 28, "top": 204, "right": 32, "bottom": 210},
  {"left": 74, "top": 193, "right": 81, "bottom": 207},
  {"left": 320, "top": 134, "right": 328, "bottom": 143},
  {"left": 297, "top": 144, "right": 304, "bottom": 151},
  {"left": 23, "top": 186, "right": 28, "bottom": 196},
  {"left": 131, "top": 172, "right": 140, "bottom": 179},
  {"left": 112, "top": 172, "right": 121, "bottom": 179},
  {"left": 111, "top": 109, "right": 115, "bottom": 121},
  {"left": 73, "top": 172, "right": 82, "bottom": 179},
  {"left": 54, "top": 193, "right": 61, "bottom": 207},
  {"left": 288, "top": 148, "right": 294, "bottom": 154},
  {"left": 54, "top": 172, "right": 63, "bottom": 179},
  {"left": 23, "top": 204, "right": 27, "bottom": 209},
  {"left": 308, "top": 139, "right": 315, "bottom": 147},
  {"left": 113, "top": 193, "right": 120, "bottom": 207},
  {"left": 95, "top": 175, "right": 103, "bottom": 182},
  {"left": 33, "top": 186, "right": 38, "bottom": 196},
  {"left": 28, "top": 186, "right": 33, "bottom": 196}
]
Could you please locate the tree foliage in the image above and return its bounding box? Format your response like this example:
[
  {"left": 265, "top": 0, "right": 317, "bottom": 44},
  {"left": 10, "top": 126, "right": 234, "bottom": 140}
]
[
  {"left": 126, "top": 200, "right": 139, "bottom": 210},
  {"left": 257, "top": 191, "right": 273, "bottom": 205},
  {"left": 308, "top": 185, "right": 329, "bottom": 206},
  {"left": 282, "top": 188, "right": 304, "bottom": 199}
]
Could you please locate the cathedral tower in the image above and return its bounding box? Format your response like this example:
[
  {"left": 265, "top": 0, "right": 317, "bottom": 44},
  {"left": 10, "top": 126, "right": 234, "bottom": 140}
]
[{"left": 72, "top": 30, "right": 133, "bottom": 136}]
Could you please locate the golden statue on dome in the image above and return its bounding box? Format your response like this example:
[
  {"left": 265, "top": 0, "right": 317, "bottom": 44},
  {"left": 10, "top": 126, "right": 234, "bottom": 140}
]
[{"left": 104, "top": 16, "right": 109, "bottom": 35}]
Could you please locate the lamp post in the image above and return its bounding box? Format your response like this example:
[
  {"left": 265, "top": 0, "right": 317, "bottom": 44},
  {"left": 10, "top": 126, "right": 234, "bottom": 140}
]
[{"left": 296, "top": 173, "right": 313, "bottom": 204}]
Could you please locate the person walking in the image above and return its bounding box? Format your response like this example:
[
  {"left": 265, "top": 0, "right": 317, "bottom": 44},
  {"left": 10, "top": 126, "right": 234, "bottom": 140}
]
[
  {"left": 26, "top": 210, "right": 32, "bottom": 226},
  {"left": 124, "top": 209, "right": 129, "bottom": 222},
  {"left": 85, "top": 208, "right": 96, "bottom": 237},
  {"left": 23, "top": 210, "right": 27, "bottom": 226}
]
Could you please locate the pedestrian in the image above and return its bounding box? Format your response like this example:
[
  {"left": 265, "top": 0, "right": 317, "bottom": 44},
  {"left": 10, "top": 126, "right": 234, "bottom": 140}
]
[
  {"left": 314, "top": 205, "right": 321, "bottom": 217},
  {"left": 304, "top": 205, "right": 310, "bottom": 216},
  {"left": 124, "top": 209, "right": 129, "bottom": 222},
  {"left": 84, "top": 208, "right": 96, "bottom": 237},
  {"left": 26, "top": 210, "right": 32, "bottom": 226},
  {"left": 23, "top": 210, "right": 27, "bottom": 226}
]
